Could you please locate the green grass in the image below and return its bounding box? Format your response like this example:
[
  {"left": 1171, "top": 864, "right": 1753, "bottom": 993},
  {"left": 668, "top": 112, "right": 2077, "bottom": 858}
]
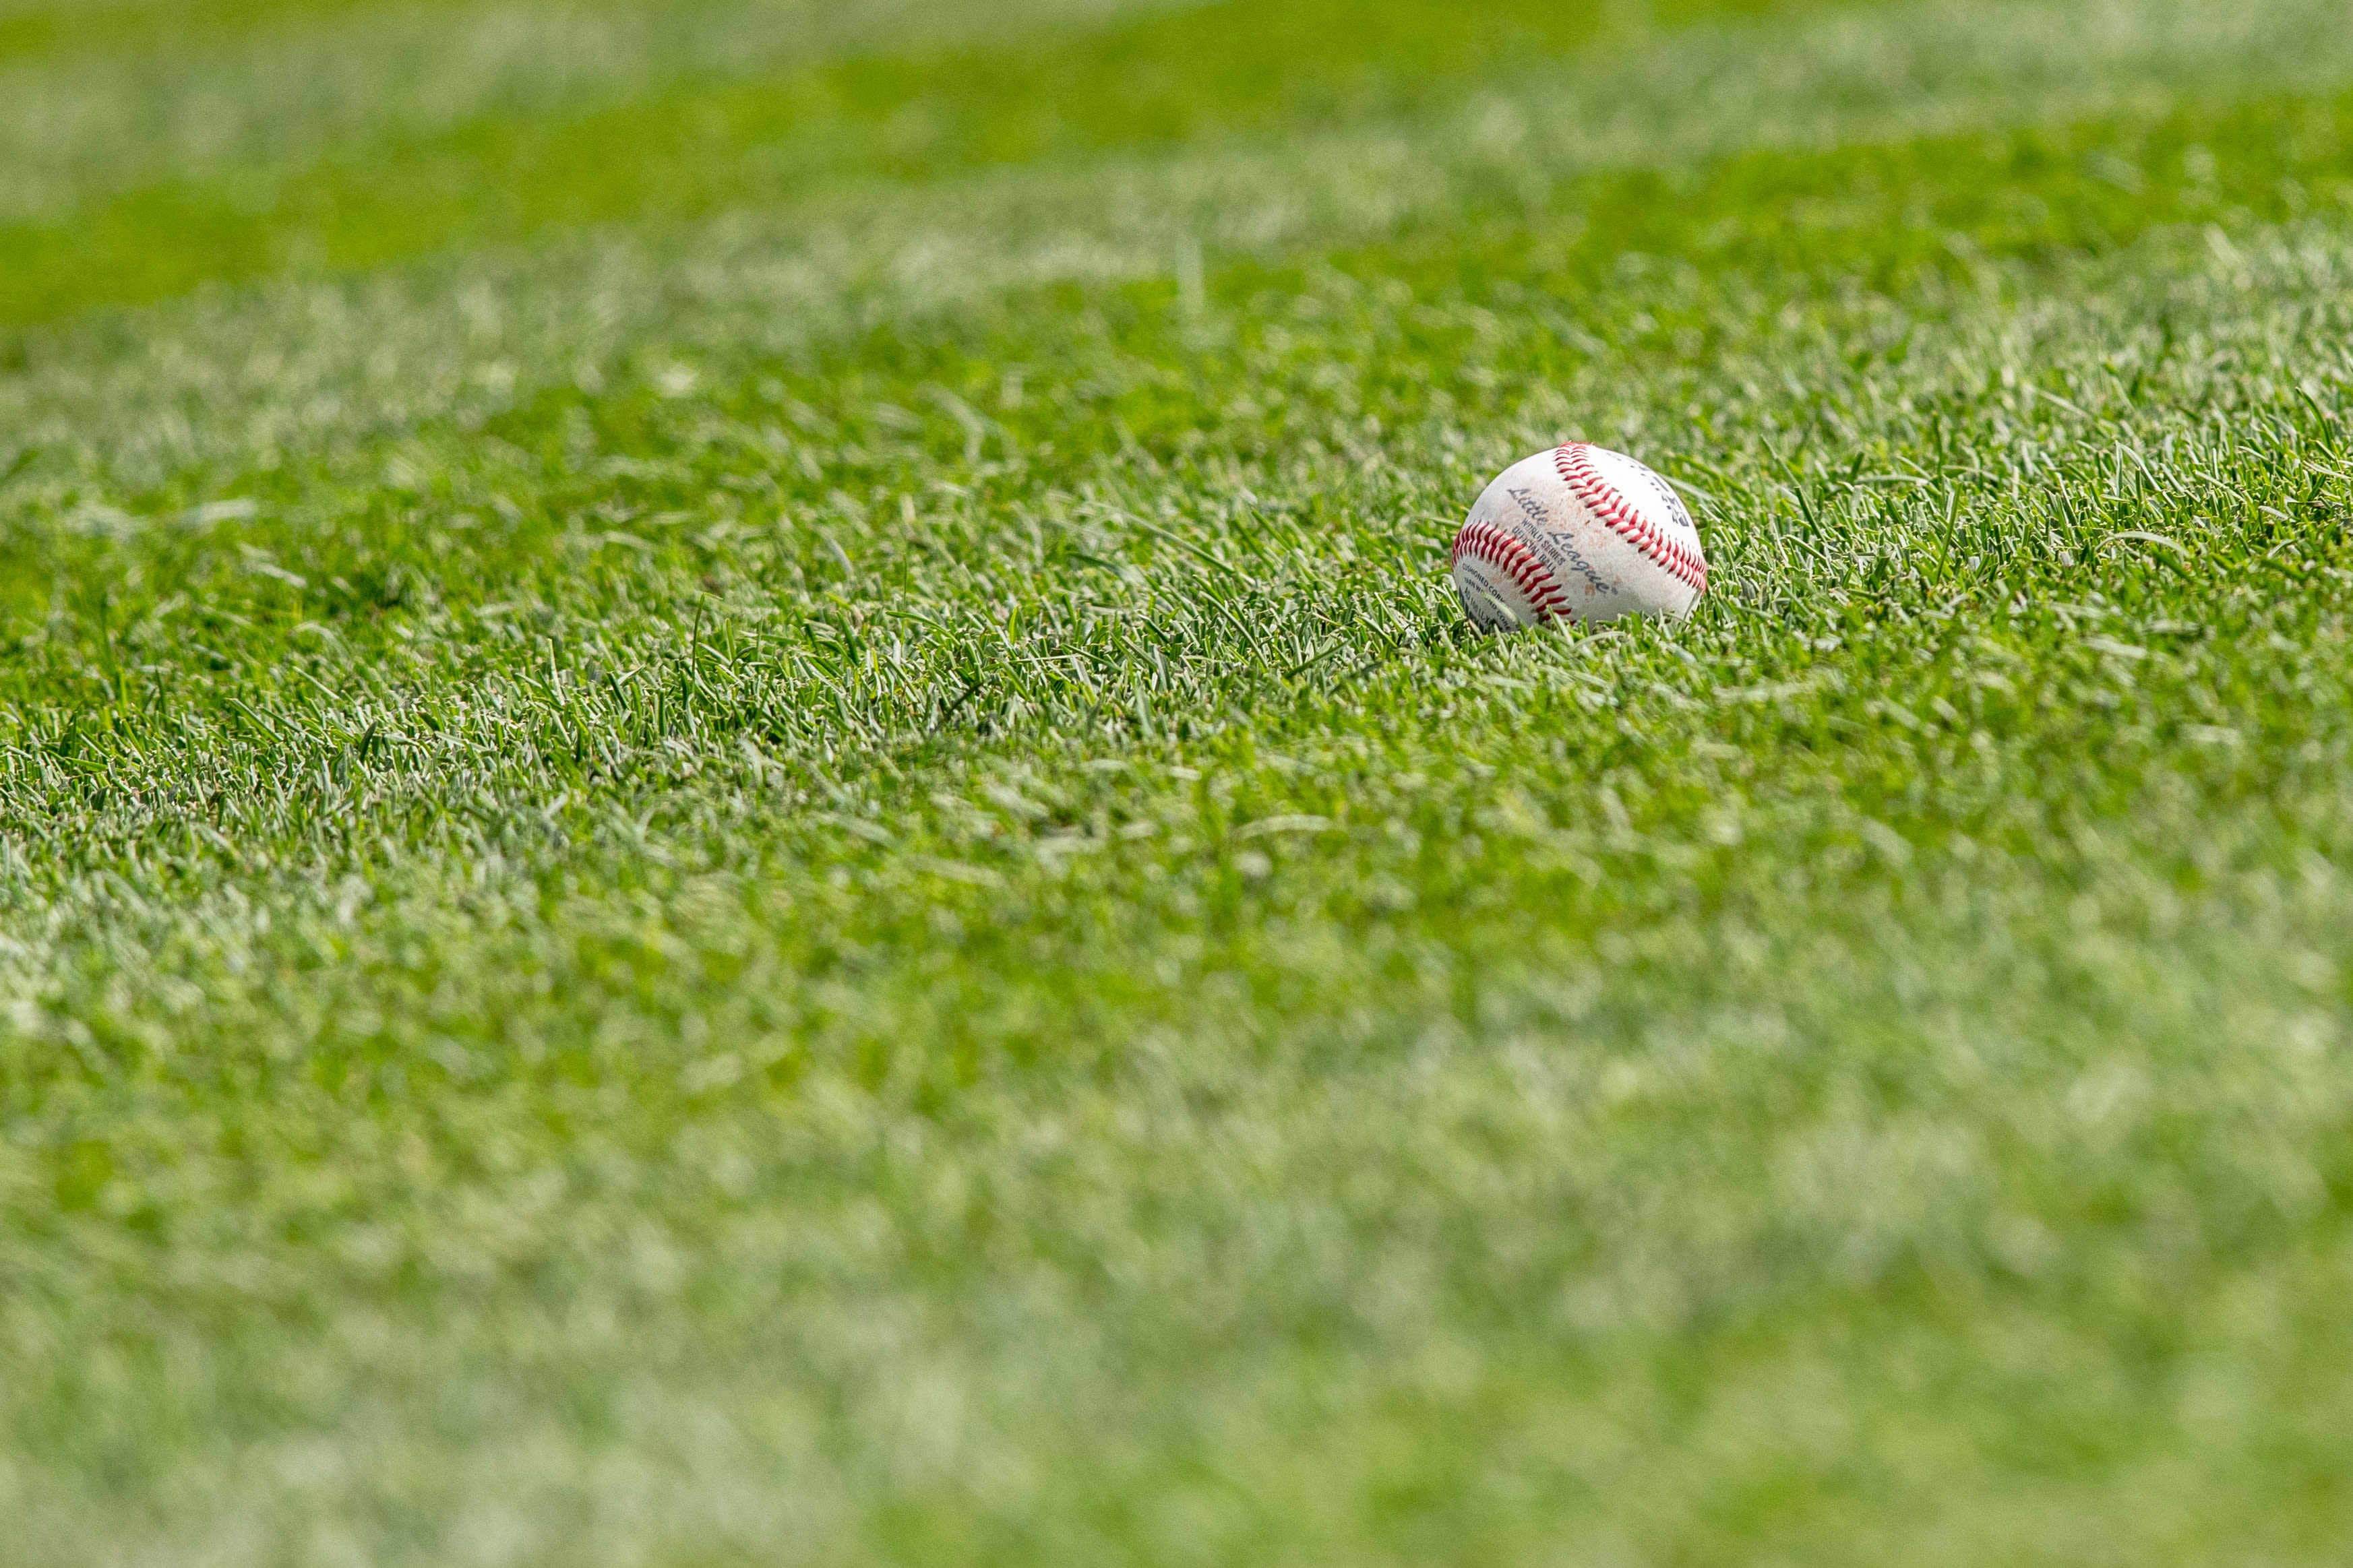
[
  {"left": 7, "top": 0, "right": 2353, "bottom": 1562},
  {"left": 0, "top": 0, "right": 1841, "bottom": 324}
]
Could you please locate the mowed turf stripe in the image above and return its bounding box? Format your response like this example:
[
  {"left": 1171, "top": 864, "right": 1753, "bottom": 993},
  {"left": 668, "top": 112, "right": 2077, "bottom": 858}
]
[
  {"left": 0, "top": 0, "right": 1183, "bottom": 65},
  {"left": 7, "top": 0, "right": 2349, "bottom": 489},
  {"left": 0, "top": 0, "right": 1871, "bottom": 325},
  {"left": 0, "top": 0, "right": 448, "bottom": 60},
  {"left": 7, "top": 77, "right": 2348, "bottom": 591},
  {"left": 0, "top": 0, "right": 1208, "bottom": 232},
  {"left": 0, "top": 0, "right": 793, "bottom": 62}
]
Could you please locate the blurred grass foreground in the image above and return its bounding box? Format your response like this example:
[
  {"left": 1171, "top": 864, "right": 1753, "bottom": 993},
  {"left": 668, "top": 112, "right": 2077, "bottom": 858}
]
[{"left": 6, "top": 0, "right": 2353, "bottom": 1563}]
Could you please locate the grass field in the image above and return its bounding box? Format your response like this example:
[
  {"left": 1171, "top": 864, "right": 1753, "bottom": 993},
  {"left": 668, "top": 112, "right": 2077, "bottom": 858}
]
[{"left": 7, "top": 0, "right": 2353, "bottom": 1561}]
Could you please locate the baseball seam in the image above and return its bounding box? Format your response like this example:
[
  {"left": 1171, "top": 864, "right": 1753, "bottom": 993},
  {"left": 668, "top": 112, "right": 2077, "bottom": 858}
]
[
  {"left": 1554, "top": 443, "right": 1708, "bottom": 595},
  {"left": 1452, "top": 518, "right": 1569, "bottom": 619}
]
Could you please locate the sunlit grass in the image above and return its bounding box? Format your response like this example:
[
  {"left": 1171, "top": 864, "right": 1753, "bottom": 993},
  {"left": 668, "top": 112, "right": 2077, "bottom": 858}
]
[{"left": 5, "top": 0, "right": 2353, "bottom": 1563}]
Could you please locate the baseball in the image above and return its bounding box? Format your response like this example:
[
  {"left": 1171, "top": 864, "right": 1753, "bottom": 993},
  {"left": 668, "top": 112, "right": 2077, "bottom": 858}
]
[{"left": 1450, "top": 442, "right": 1708, "bottom": 629}]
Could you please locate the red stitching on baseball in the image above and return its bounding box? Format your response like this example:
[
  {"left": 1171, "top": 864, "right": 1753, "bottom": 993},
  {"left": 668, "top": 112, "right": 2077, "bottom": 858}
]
[
  {"left": 1554, "top": 443, "right": 1708, "bottom": 595},
  {"left": 1453, "top": 518, "right": 1568, "bottom": 618}
]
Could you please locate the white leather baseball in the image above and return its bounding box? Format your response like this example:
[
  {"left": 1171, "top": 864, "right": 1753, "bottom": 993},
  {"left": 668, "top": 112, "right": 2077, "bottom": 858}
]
[{"left": 1450, "top": 442, "right": 1708, "bottom": 629}]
